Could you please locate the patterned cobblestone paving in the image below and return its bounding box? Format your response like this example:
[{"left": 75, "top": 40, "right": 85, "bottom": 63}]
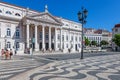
[
  {"left": 9, "top": 54, "right": 120, "bottom": 80},
  {"left": 0, "top": 59, "right": 43, "bottom": 80}
]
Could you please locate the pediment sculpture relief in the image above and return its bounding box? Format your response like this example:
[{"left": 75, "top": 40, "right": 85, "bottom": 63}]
[{"left": 33, "top": 14, "right": 58, "bottom": 23}]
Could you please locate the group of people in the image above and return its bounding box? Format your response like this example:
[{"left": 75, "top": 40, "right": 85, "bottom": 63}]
[{"left": 1, "top": 49, "right": 13, "bottom": 60}]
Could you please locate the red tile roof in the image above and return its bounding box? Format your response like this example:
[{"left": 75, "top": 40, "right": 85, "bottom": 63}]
[{"left": 115, "top": 24, "right": 120, "bottom": 28}]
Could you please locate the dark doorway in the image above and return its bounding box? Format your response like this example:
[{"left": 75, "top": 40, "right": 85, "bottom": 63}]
[
  {"left": 39, "top": 43, "right": 42, "bottom": 50},
  {"left": 115, "top": 47, "right": 118, "bottom": 51},
  {"left": 52, "top": 43, "right": 54, "bottom": 50},
  {"left": 46, "top": 43, "right": 49, "bottom": 50},
  {"left": 75, "top": 44, "right": 77, "bottom": 51},
  {"left": 32, "top": 43, "right": 35, "bottom": 50}
]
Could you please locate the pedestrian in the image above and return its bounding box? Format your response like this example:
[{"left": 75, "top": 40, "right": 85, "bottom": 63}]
[
  {"left": 15, "top": 49, "right": 17, "bottom": 55},
  {"left": 10, "top": 49, "right": 13, "bottom": 59},
  {"left": 5, "top": 49, "right": 9, "bottom": 60},
  {"left": 27, "top": 48, "right": 30, "bottom": 54},
  {"left": 1, "top": 49, "right": 5, "bottom": 59}
]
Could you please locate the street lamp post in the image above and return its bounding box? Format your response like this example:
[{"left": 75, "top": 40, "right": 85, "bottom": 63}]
[{"left": 77, "top": 7, "right": 88, "bottom": 59}]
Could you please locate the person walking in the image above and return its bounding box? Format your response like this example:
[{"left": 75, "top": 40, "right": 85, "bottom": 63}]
[
  {"left": 15, "top": 49, "right": 17, "bottom": 55},
  {"left": 5, "top": 49, "right": 9, "bottom": 60},
  {"left": 10, "top": 49, "right": 13, "bottom": 59},
  {"left": 1, "top": 49, "right": 5, "bottom": 59}
]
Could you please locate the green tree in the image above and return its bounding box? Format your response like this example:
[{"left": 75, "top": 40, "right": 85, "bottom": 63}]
[
  {"left": 84, "top": 37, "right": 90, "bottom": 46},
  {"left": 91, "top": 41, "right": 97, "bottom": 46},
  {"left": 100, "top": 40, "right": 109, "bottom": 46},
  {"left": 113, "top": 34, "right": 120, "bottom": 47}
]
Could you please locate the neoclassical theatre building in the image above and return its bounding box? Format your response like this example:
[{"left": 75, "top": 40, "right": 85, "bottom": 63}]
[{"left": 0, "top": 2, "right": 82, "bottom": 54}]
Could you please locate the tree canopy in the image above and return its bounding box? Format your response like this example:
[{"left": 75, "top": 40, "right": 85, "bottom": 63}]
[
  {"left": 84, "top": 37, "right": 90, "bottom": 46},
  {"left": 100, "top": 40, "right": 109, "bottom": 46},
  {"left": 113, "top": 34, "right": 120, "bottom": 47},
  {"left": 91, "top": 41, "right": 97, "bottom": 46}
]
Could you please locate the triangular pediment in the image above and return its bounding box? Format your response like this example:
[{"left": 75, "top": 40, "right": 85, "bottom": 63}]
[{"left": 27, "top": 12, "right": 62, "bottom": 25}]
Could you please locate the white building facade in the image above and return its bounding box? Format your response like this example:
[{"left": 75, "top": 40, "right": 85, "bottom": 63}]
[
  {"left": 84, "top": 28, "right": 102, "bottom": 45},
  {"left": 0, "top": 2, "right": 82, "bottom": 54},
  {"left": 84, "top": 28, "right": 112, "bottom": 46}
]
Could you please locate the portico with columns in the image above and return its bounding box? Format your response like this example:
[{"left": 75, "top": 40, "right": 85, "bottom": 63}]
[
  {"left": 23, "top": 12, "right": 63, "bottom": 52},
  {"left": 20, "top": 5, "right": 82, "bottom": 54}
]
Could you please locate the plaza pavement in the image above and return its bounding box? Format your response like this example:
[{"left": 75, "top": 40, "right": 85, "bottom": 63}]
[
  {"left": 7, "top": 52, "right": 120, "bottom": 80},
  {"left": 0, "top": 53, "right": 120, "bottom": 80}
]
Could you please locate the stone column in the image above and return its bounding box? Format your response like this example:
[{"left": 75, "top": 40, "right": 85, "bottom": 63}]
[
  {"left": 77, "top": 33, "right": 79, "bottom": 46},
  {"left": 35, "top": 24, "right": 39, "bottom": 51},
  {"left": 60, "top": 28, "right": 62, "bottom": 50},
  {"left": 42, "top": 26, "right": 45, "bottom": 51},
  {"left": 54, "top": 28, "right": 57, "bottom": 51},
  {"left": 26, "top": 23, "right": 30, "bottom": 48},
  {"left": 64, "top": 31, "right": 66, "bottom": 49},
  {"left": 49, "top": 27, "right": 51, "bottom": 51},
  {"left": 73, "top": 33, "right": 75, "bottom": 51},
  {"left": 69, "top": 29, "right": 71, "bottom": 49}
]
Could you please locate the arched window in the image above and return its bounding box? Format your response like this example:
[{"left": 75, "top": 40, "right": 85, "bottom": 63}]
[
  {"left": 7, "top": 28, "right": 11, "bottom": 36},
  {"left": 15, "top": 13, "right": 21, "bottom": 16},
  {"left": 0, "top": 9, "right": 2, "bottom": 13},
  {"left": 7, "top": 42, "right": 11, "bottom": 48},
  {"left": 16, "top": 29, "right": 20, "bottom": 38},
  {"left": 6, "top": 11, "right": 12, "bottom": 15}
]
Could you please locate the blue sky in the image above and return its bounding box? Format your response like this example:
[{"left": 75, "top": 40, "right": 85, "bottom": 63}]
[{"left": 2, "top": 0, "right": 120, "bottom": 32}]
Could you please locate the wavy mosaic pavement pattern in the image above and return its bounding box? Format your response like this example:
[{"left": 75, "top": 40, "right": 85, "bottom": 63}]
[
  {"left": 0, "top": 60, "right": 43, "bottom": 80},
  {"left": 29, "top": 54, "right": 120, "bottom": 80}
]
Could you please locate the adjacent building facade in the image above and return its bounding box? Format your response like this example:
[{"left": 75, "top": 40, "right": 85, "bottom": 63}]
[
  {"left": 0, "top": 2, "right": 82, "bottom": 54},
  {"left": 84, "top": 28, "right": 102, "bottom": 45},
  {"left": 84, "top": 28, "right": 112, "bottom": 46},
  {"left": 112, "top": 24, "right": 120, "bottom": 51}
]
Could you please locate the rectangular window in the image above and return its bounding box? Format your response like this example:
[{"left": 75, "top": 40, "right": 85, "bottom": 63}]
[
  {"left": 16, "top": 42, "right": 20, "bottom": 50},
  {"left": 62, "top": 35, "right": 64, "bottom": 41},
  {"left": 62, "top": 43, "right": 64, "bottom": 49},
  {"left": 40, "top": 32, "right": 42, "bottom": 40},
  {"left": 79, "top": 37, "right": 81, "bottom": 41},
  {"left": 58, "top": 34, "right": 60, "bottom": 41},
  {"left": 66, "top": 44, "right": 68, "bottom": 48},
  {"left": 7, "top": 28, "right": 11, "bottom": 37},
  {"left": 7, "top": 42, "right": 11, "bottom": 48},
  {"left": 71, "top": 36, "right": 73, "bottom": 41},
  {"left": 76, "top": 36, "right": 77, "bottom": 41},
  {"left": 115, "top": 29, "right": 118, "bottom": 32},
  {"left": 58, "top": 43, "right": 60, "bottom": 49},
  {"left": 51, "top": 35, "right": 54, "bottom": 39},
  {"left": 66, "top": 35, "right": 68, "bottom": 41},
  {"left": 46, "top": 33, "right": 48, "bottom": 40},
  {"left": 16, "top": 29, "right": 20, "bottom": 38},
  {"left": 78, "top": 44, "right": 80, "bottom": 48}
]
